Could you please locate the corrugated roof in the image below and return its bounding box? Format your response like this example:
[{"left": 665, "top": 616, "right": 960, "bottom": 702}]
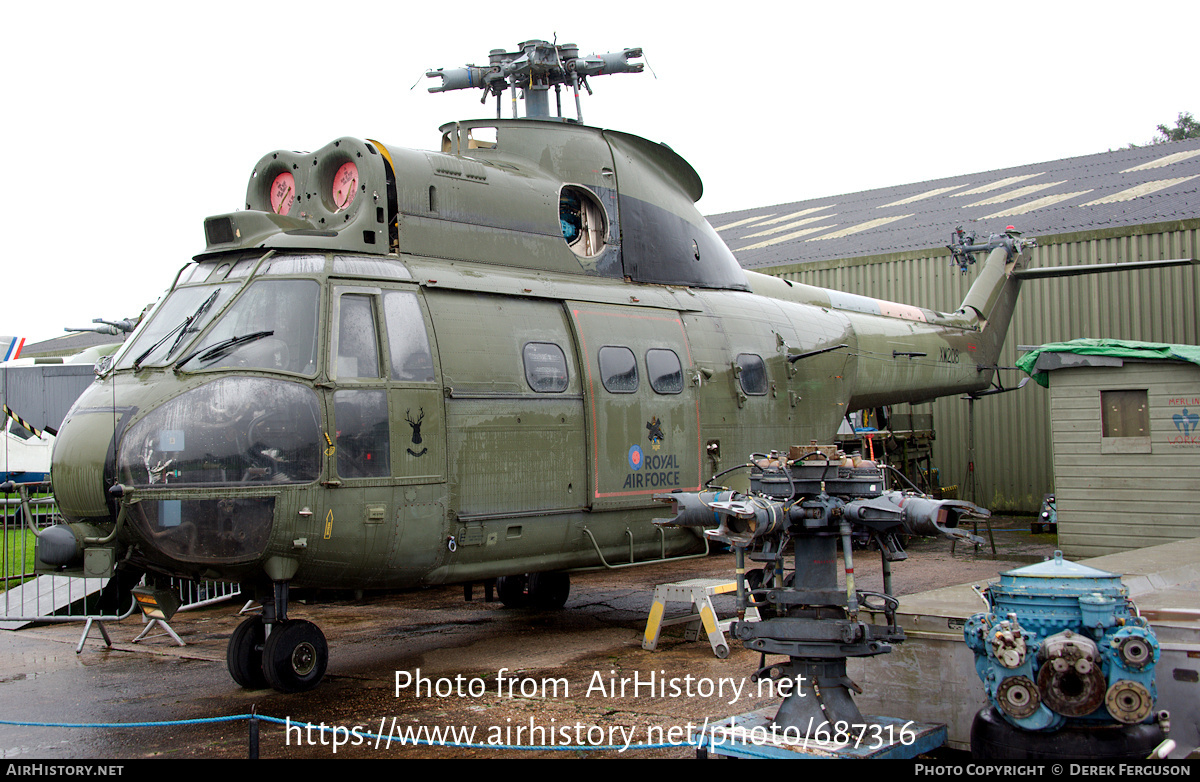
[
  {"left": 708, "top": 137, "right": 1200, "bottom": 269},
  {"left": 20, "top": 331, "right": 124, "bottom": 359}
]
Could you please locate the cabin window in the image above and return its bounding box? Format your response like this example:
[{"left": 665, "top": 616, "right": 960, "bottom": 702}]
[
  {"left": 334, "top": 389, "right": 390, "bottom": 478},
  {"left": 523, "top": 342, "right": 569, "bottom": 393},
  {"left": 383, "top": 291, "right": 435, "bottom": 382},
  {"left": 736, "top": 353, "right": 768, "bottom": 396},
  {"left": 599, "top": 346, "right": 638, "bottom": 393},
  {"left": 560, "top": 186, "right": 607, "bottom": 259},
  {"left": 335, "top": 294, "right": 381, "bottom": 378},
  {"left": 646, "top": 349, "right": 683, "bottom": 395}
]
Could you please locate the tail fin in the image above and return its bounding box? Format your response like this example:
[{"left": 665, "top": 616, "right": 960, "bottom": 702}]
[
  {"left": 1, "top": 337, "right": 25, "bottom": 363},
  {"left": 950, "top": 228, "right": 1037, "bottom": 373}
]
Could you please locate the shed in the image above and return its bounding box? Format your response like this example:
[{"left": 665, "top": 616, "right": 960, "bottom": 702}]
[{"left": 1017, "top": 339, "right": 1200, "bottom": 557}]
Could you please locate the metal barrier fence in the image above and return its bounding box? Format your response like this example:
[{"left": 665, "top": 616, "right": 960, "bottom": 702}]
[{"left": 1, "top": 481, "right": 240, "bottom": 638}]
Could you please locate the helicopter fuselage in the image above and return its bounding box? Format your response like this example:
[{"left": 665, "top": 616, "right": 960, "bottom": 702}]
[{"left": 44, "top": 112, "right": 1028, "bottom": 691}]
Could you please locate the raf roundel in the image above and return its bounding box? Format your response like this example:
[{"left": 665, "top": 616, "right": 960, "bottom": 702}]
[{"left": 628, "top": 444, "right": 643, "bottom": 471}]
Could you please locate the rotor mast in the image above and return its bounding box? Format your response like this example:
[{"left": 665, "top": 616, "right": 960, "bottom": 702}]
[{"left": 426, "top": 39, "right": 644, "bottom": 123}]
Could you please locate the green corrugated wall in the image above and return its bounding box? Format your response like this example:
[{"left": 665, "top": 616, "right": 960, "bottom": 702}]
[{"left": 761, "top": 219, "right": 1200, "bottom": 512}]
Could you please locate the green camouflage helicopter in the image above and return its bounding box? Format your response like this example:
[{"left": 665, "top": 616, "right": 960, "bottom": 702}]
[{"left": 41, "top": 40, "right": 1038, "bottom": 693}]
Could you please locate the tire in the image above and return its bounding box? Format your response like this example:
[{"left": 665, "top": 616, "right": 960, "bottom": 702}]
[
  {"left": 527, "top": 571, "right": 570, "bottom": 610},
  {"left": 496, "top": 574, "right": 529, "bottom": 608},
  {"left": 227, "top": 615, "right": 268, "bottom": 689},
  {"left": 970, "top": 707, "right": 1166, "bottom": 760},
  {"left": 262, "top": 619, "right": 328, "bottom": 693}
]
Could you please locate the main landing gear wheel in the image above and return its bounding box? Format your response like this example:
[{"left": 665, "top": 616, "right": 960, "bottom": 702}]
[
  {"left": 261, "top": 619, "right": 328, "bottom": 693},
  {"left": 227, "top": 615, "right": 268, "bottom": 689},
  {"left": 496, "top": 572, "right": 571, "bottom": 610}
]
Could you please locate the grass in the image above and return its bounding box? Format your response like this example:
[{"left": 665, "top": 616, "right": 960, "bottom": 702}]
[{"left": 1, "top": 523, "right": 40, "bottom": 591}]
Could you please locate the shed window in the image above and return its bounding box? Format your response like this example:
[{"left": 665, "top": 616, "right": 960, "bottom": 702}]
[
  {"left": 1101, "top": 389, "right": 1149, "bottom": 437},
  {"left": 1100, "top": 389, "right": 1151, "bottom": 454}
]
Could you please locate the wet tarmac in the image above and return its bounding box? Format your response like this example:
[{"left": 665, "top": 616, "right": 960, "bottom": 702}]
[{"left": 0, "top": 520, "right": 1055, "bottom": 761}]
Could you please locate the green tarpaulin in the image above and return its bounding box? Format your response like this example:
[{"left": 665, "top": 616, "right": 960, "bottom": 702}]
[{"left": 1017, "top": 339, "right": 1200, "bottom": 387}]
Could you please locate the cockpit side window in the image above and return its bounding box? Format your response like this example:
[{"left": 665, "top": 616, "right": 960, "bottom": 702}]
[
  {"left": 334, "top": 389, "right": 390, "bottom": 478},
  {"left": 382, "top": 291, "right": 435, "bottom": 382},
  {"left": 335, "top": 294, "right": 381, "bottom": 379}
]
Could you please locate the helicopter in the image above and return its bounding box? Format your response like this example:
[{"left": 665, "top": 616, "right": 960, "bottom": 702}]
[{"left": 41, "top": 39, "right": 1039, "bottom": 694}]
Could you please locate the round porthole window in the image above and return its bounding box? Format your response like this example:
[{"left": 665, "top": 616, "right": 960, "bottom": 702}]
[{"left": 559, "top": 186, "right": 608, "bottom": 258}]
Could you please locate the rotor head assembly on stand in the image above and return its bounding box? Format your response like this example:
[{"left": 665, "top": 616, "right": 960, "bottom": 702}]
[{"left": 655, "top": 444, "right": 989, "bottom": 758}]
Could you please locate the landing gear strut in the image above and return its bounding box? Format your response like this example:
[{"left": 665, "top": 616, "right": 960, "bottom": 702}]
[
  {"left": 496, "top": 571, "right": 571, "bottom": 609},
  {"left": 226, "top": 581, "right": 328, "bottom": 693}
]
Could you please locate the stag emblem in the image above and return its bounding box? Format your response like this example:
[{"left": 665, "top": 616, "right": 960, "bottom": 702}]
[{"left": 405, "top": 408, "right": 428, "bottom": 457}]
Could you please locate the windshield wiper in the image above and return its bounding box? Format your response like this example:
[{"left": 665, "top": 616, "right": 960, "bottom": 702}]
[
  {"left": 133, "top": 290, "right": 221, "bottom": 371},
  {"left": 175, "top": 330, "right": 274, "bottom": 369}
]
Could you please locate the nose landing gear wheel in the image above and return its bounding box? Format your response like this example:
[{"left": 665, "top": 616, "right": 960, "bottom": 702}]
[
  {"left": 227, "top": 615, "right": 268, "bottom": 689},
  {"left": 262, "top": 619, "right": 328, "bottom": 693}
]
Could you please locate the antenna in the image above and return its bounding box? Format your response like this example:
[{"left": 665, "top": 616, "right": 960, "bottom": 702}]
[{"left": 426, "top": 40, "right": 644, "bottom": 123}]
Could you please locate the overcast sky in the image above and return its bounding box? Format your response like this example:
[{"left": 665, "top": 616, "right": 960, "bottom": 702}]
[{"left": 4, "top": 1, "right": 1196, "bottom": 345}]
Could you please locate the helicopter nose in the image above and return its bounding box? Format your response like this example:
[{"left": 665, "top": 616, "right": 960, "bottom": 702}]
[{"left": 50, "top": 402, "right": 124, "bottom": 522}]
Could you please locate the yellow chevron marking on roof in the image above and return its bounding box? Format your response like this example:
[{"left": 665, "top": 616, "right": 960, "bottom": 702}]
[
  {"left": 965, "top": 182, "right": 1067, "bottom": 207},
  {"left": 1081, "top": 176, "right": 1200, "bottom": 206},
  {"left": 744, "top": 213, "right": 839, "bottom": 238},
  {"left": 1122, "top": 148, "right": 1200, "bottom": 172},
  {"left": 982, "top": 190, "right": 1094, "bottom": 219},
  {"left": 749, "top": 207, "right": 836, "bottom": 227},
  {"left": 713, "top": 214, "right": 776, "bottom": 231},
  {"left": 738, "top": 223, "right": 838, "bottom": 251},
  {"left": 805, "top": 215, "right": 912, "bottom": 241},
  {"left": 951, "top": 173, "right": 1045, "bottom": 197},
  {"left": 879, "top": 185, "right": 967, "bottom": 207}
]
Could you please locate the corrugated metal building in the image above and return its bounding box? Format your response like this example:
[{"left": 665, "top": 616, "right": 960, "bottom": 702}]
[{"left": 709, "top": 138, "right": 1200, "bottom": 512}]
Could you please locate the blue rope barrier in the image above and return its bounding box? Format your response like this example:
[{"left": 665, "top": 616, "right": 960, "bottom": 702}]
[{"left": 0, "top": 714, "right": 702, "bottom": 753}]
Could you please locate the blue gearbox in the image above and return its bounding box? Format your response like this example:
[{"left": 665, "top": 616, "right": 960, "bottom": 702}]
[{"left": 964, "top": 551, "right": 1160, "bottom": 732}]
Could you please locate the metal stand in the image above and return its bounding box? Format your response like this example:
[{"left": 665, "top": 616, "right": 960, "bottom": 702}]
[
  {"left": 76, "top": 618, "right": 112, "bottom": 653},
  {"left": 952, "top": 396, "right": 996, "bottom": 556},
  {"left": 643, "top": 578, "right": 759, "bottom": 659},
  {"left": 131, "top": 617, "right": 185, "bottom": 647}
]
